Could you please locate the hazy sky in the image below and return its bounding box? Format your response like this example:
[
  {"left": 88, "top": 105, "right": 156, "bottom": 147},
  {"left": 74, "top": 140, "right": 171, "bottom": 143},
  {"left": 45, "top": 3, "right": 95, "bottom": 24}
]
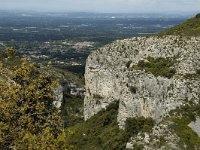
[{"left": 0, "top": 0, "right": 200, "bottom": 13}]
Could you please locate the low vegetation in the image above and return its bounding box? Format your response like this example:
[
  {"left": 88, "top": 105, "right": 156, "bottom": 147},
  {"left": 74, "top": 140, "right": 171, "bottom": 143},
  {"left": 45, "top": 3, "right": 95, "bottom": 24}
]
[
  {"left": 182, "top": 69, "right": 200, "bottom": 80},
  {"left": 125, "top": 117, "right": 154, "bottom": 136},
  {"left": 63, "top": 101, "right": 155, "bottom": 150},
  {"left": 169, "top": 101, "right": 200, "bottom": 149},
  {"left": 64, "top": 102, "right": 129, "bottom": 150},
  {"left": 160, "top": 13, "right": 200, "bottom": 36},
  {"left": 130, "top": 56, "right": 176, "bottom": 78},
  {"left": 61, "top": 95, "right": 84, "bottom": 127},
  {"left": 171, "top": 117, "right": 200, "bottom": 150},
  {"left": 0, "top": 49, "right": 157, "bottom": 149},
  {"left": 53, "top": 67, "right": 85, "bottom": 87}
]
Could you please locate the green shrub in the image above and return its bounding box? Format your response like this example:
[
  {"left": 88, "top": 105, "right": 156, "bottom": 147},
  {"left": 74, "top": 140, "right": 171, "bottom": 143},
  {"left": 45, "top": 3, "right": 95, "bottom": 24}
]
[
  {"left": 133, "top": 144, "right": 144, "bottom": 150},
  {"left": 172, "top": 117, "right": 200, "bottom": 150},
  {"left": 131, "top": 57, "right": 176, "bottom": 78},
  {"left": 65, "top": 101, "right": 130, "bottom": 150},
  {"left": 93, "top": 94, "right": 103, "bottom": 99},
  {"left": 168, "top": 102, "right": 200, "bottom": 149},
  {"left": 137, "top": 60, "right": 150, "bottom": 68},
  {"left": 183, "top": 73, "right": 200, "bottom": 80},
  {"left": 125, "top": 117, "right": 154, "bottom": 136},
  {"left": 61, "top": 95, "right": 84, "bottom": 127},
  {"left": 170, "top": 101, "right": 200, "bottom": 122},
  {"left": 0, "top": 49, "right": 67, "bottom": 149}
]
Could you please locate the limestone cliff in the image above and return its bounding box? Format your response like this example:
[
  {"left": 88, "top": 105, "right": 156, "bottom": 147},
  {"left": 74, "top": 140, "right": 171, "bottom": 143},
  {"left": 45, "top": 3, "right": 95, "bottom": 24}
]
[
  {"left": 84, "top": 35, "right": 200, "bottom": 128},
  {"left": 53, "top": 84, "right": 64, "bottom": 108}
]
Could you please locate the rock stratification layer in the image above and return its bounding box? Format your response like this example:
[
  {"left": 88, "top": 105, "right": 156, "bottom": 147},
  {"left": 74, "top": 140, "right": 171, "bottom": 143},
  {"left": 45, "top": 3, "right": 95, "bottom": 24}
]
[{"left": 84, "top": 36, "right": 200, "bottom": 128}]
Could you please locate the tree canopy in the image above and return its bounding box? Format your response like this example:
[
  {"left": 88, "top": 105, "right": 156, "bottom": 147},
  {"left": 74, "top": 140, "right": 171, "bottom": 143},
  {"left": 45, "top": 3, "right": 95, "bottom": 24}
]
[{"left": 0, "top": 48, "right": 68, "bottom": 149}]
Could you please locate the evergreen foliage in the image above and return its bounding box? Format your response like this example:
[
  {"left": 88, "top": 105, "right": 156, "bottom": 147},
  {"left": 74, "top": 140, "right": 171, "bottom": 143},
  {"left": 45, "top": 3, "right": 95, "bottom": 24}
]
[
  {"left": 131, "top": 56, "right": 176, "bottom": 78},
  {"left": 64, "top": 102, "right": 129, "bottom": 150},
  {"left": 0, "top": 48, "right": 68, "bottom": 149},
  {"left": 172, "top": 117, "right": 200, "bottom": 150},
  {"left": 125, "top": 117, "right": 154, "bottom": 136},
  {"left": 168, "top": 101, "right": 200, "bottom": 149},
  {"left": 63, "top": 101, "right": 155, "bottom": 150},
  {"left": 61, "top": 95, "right": 84, "bottom": 128}
]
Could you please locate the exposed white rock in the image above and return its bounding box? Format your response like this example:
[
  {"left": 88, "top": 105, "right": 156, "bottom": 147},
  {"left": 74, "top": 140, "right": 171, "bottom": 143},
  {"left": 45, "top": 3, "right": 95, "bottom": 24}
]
[
  {"left": 126, "top": 142, "right": 133, "bottom": 149},
  {"left": 124, "top": 121, "right": 181, "bottom": 150},
  {"left": 53, "top": 84, "right": 63, "bottom": 108},
  {"left": 84, "top": 35, "right": 200, "bottom": 128},
  {"left": 188, "top": 117, "right": 200, "bottom": 137}
]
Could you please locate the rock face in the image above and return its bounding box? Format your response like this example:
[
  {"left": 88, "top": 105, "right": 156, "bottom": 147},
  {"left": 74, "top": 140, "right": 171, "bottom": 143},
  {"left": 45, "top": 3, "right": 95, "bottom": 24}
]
[
  {"left": 127, "top": 121, "right": 181, "bottom": 150},
  {"left": 53, "top": 84, "right": 64, "bottom": 108},
  {"left": 84, "top": 36, "right": 200, "bottom": 128}
]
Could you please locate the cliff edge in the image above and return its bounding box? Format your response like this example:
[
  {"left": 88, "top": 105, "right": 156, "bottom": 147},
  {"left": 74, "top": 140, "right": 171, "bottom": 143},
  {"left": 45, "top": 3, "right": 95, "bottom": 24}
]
[
  {"left": 84, "top": 35, "right": 200, "bottom": 128},
  {"left": 83, "top": 14, "right": 200, "bottom": 149}
]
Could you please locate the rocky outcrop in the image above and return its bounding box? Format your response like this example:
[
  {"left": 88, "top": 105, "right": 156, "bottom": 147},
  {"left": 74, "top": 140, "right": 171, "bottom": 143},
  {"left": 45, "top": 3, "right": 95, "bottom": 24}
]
[
  {"left": 52, "top": 80, "right": 85, "bottom": 108},
  {"left": 126, "top": 121, "right": 181, "bottom": 150},
  {"left": 84, "top": 36, "right": 200, "bottom": 128},
  {"left": 53, "top": 84, "right": 64, "bottom": 108}
]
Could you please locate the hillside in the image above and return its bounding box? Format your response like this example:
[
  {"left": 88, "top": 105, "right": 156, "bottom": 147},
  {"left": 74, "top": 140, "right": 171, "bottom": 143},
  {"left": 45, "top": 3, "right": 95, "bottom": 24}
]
[
  {"left": 84, "top": 35, "right": 200, "bottom": 149},
  {"left": 68, "top": 13, "right": 200, "bottom": 149},
  {"left": 160, "top": 13, "right": 200, "bottom": 36},
  {"left": 2, "top": 13, "right": 200, "bottom": 150}
]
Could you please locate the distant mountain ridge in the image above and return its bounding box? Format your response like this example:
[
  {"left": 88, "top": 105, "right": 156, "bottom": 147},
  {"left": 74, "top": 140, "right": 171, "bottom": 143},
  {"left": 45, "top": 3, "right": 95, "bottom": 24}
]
[{"left": 160, "top": 13, "right": 200, "bottom": 36}]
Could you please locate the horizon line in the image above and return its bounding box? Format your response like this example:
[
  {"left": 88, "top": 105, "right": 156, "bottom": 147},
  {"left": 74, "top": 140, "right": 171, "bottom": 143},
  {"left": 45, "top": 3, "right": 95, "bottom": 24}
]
[{"left": 0, "top": 9, "right": 198, "bottom": 15}]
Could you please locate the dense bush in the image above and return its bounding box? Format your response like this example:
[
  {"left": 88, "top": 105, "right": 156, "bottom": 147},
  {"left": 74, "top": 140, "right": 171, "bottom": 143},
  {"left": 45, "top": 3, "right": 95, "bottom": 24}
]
[
  {"left": 125, "top": 117, "right": 154, "bottom": 136},
  {"left": 61, "top": 95, "right": 84, "bottom": 127},
  {"left": 0, "top": 48, "right": 68, "bottom": 149},
  {"left": 64, "top": 101, "right": 130, "bottom": 150},
  {"left": 169, "top": 101, "right": 200, "bottom": 149},
  {"left": 183, "top": 73, "right": 200, "bottom": 80},
  {"left": 131, "top": 56, "right": 176, "bottom": 78},
  {"left": 172, "top": 117, "right": 200, "bottom": 150},
  {"left": 170, "top": 101, "right": 200, "bottom": 122}
]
